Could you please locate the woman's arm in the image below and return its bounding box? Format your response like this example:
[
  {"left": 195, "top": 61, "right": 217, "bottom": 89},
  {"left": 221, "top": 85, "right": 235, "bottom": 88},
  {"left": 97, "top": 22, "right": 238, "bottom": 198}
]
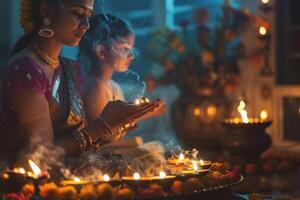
[{"left": 11, "top": 91, "right": 83, "bottom": 155}]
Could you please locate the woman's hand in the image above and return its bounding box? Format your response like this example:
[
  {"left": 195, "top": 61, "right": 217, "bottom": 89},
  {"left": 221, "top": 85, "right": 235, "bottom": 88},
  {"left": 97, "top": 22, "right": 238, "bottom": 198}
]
[
  {"left": 99, "top": 100, "right": 158, "bottom": 127},
  {"left": 90, "top": 100, "right": 158, "bottom": 142},
  {"left": 135, "top": 99, "right": 167, "bottom": 122}
]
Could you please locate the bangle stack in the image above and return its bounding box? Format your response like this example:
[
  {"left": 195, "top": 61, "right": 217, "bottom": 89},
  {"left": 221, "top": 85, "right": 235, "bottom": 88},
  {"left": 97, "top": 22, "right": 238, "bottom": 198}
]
[
  {"left": 93, "top": 116, "right": 114, "bottom": 152},
  {"left": 73, "top": 129, "right": 93, "bottom": 152}
]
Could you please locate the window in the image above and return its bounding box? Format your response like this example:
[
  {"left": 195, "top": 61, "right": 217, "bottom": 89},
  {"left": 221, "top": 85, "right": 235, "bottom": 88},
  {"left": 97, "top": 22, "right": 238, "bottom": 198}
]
[{"left": 276, "top": 0, "right": 300, "bottom": 84}]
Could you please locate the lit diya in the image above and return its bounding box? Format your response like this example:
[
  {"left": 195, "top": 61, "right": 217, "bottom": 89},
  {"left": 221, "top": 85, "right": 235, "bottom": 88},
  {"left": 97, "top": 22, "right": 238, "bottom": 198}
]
[
  {"left": 222, "top": 100, "right": 272, "bottom": 162},
  {"left": 61, "top": 177, "right": 90, "bottom": 186}
]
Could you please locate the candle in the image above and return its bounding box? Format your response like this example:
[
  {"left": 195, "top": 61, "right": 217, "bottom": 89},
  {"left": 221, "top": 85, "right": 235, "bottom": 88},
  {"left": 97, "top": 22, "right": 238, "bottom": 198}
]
[
  {"left": 103, "top": 174, "right": 110, "bottom": 182},
  {"left": 133, "top": 172, "right": 140, "bottom": 180}
]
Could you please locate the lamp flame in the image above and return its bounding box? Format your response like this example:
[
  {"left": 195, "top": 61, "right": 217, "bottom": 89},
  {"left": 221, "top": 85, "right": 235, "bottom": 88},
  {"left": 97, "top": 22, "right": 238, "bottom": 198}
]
[
  {"left": 260, "top": 110, "right": 268, "bottom": 120},
  {"left": 133, "top": 172, "right": 140, "bottom": 180},
  {"left": 179, "top": 153, "right": 185, "bottom": 161},
  {"left": 237, "top": 100, "right": 249, "bottom": 123},
  {"left": 28, "top": 159, "right": 41, "bottom": 177},
  {"left": 159, "top": 171, "right": 166, "bottom": 179},
  {"left": 103, "top": 174, "right": 110, "bottom": 182},
  {"left": 74, "top": 177, "right": 81, "bottom": 183},
  {"left": 192, "top": 160, "right": 198, "bottom": 171},
  {"left": 135, "top": 99, "right": 141, "bottom": 105},
  {"left": 259, "top": 26, "right": 267, "bottom": 36},
  {"left": 200, "top": 159, "right": 204, "bottom": 165}
]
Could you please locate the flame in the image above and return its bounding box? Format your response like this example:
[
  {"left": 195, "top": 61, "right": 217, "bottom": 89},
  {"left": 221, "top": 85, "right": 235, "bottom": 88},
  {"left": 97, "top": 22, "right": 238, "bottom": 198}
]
[
  {"left": 260, "top": 110, "right": 268, "bottom": 120},
  {"left": 133, "top": 172, "right": 140, "bottom": 180},
  {"left": 192, "top": 160, "right": 198, "bottom": 171},
  {"left": 74, "top": 177, "right": 81, "bottom": 183},
  {"left": 159, "top": 171, "right": 166, "bottom": 179},
  {"left": 28, "top": 159, "right": 41, "bottom": 177},
  {"left": 13, "top": 168, "right": 26, "bottom": 174},
  {"left": 240, "top": 110, "right": 249, "bottom": 123},
  {"left": 179, "top": 153, "right": 185, "bottom": 161},
  {"left": 207, "top": 105, "right": 217, "bottom": 117},
  {"left": 200, "top": 159, "right": 204, "bottom": 165},
  {"left": 261, "top": 0, "right": 269, "bottom": 4},
  {"left": 103, "top": 174, "right": 110, "bottom": 182},
  {"left": 193, "top": 108, "right": 201, "bottom": 117},
  {"left": 259, "top": 26, "right": 267, "bottom": 36},
  {"left": 237, "top": 100, "right": 249, "bottom": 123},
  {"left": 135, "top": 99, "right": 141, "bottom": 105},
  {"left": 237, "top": 100, "right": 246, "bottom": 112}
]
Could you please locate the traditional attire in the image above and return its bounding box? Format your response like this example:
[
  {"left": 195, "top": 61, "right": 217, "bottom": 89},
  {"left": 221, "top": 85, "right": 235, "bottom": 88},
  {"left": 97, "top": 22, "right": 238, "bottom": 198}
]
[{"left": 0, "top": 56, "right": 86, "bottom": 163}]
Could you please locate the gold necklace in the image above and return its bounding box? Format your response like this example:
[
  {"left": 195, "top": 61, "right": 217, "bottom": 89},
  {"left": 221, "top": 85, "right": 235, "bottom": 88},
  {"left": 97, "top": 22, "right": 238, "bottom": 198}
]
[{"left": 32, "top": 43, "right": 60, "bottom": 69}]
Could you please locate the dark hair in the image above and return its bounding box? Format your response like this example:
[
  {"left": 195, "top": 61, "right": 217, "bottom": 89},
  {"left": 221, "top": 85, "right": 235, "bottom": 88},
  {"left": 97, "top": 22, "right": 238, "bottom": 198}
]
[
  {"left": 11, "top": 0, "right": 63, "bottom": 56},
  {"left": 78, "top": 13, "right": 133, "bottom": 74}
]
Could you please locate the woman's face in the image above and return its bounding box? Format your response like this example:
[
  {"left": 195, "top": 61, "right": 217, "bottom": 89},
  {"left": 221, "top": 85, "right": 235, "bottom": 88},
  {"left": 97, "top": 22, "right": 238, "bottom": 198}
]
[
  {"left": 106, "top": 34, "right": 136, "bottom": 72},
  {"left": 51, "top": 0, "right": 93, "bottom": 46}
]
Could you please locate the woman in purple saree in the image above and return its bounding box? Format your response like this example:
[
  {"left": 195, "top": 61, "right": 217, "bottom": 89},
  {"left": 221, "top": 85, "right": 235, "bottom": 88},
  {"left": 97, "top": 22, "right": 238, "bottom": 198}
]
[{"left": 0, "top": 0, "right": 158, "bottom": 165}]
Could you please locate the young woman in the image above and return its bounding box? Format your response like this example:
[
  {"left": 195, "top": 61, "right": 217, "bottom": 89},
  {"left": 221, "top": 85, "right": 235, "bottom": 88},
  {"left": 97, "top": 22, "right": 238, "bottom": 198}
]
[
  {"left": 0, "top": 0, "right": 158, "bottom": 164},
  {"left": 78, "top": 14, "right": 165, "bottom": 139}
]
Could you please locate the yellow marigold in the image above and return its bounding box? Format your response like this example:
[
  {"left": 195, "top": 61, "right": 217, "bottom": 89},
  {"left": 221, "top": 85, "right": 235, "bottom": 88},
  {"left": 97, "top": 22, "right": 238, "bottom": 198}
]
[
  {"left": 59, "top": 186, "right": 78, "bottom": 200},
  {"left": 21, "top": 183, "right": 35, "bottom": 199},
  {"left": 39, "top": 182, "right": 60, "bottom": 200},
  {"left": 79, "top": 185, "right": 98, "bottom": 200}
]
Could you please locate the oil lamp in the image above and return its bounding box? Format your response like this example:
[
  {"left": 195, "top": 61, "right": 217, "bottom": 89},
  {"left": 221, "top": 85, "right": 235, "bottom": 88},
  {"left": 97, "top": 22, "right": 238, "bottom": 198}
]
[{"left": 222, "top": 101, "right": 272, "bottom": 162}]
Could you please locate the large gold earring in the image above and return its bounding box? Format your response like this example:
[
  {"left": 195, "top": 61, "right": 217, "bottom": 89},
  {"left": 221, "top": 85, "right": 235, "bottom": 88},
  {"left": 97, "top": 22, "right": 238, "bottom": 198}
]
[{"left": 39, "top": 17, "right": 54, "bottom": 38}]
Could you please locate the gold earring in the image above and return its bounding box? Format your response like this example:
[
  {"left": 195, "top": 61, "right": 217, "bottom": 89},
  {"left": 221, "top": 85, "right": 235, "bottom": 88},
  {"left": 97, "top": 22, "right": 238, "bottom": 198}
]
[{"left": 39, "top": 17, "right": 54, "bottom": 38}]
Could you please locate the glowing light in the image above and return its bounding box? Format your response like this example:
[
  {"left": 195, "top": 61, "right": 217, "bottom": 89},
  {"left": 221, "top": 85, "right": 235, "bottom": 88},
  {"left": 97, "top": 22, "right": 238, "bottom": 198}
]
[
  {"left": 179, "top": 153, "right": 185, "bottom": 161},
  {"left": 135, "top": 99, "right": 141, "bottom": 105},
  {"left": 237, "top": 100, "right": 246, "bottom": 112},
  {"left": 159, "top": 171, "right": 166, "bottom": 179},
  {"left": 3, "top": 173, "right": 9, "bottom": 179},
  {"left": 74, "top": 177, "right": 81, "bottom": 183},
  {"left": 240, "top": 110, "right": 249, "bottom": 123},
  {"left": 145, "top": 98, "right": 150, "bottom": 103},
  {"left": 193, "top": 108, "right": 201, "bottom": 116},
  {"left": 133, "top": 172, "right": 140, "bottom": 180},
  {"left": 261, "top": 0, "right": 270, "bottom": 4},
  {"left": 103, "top": 174, "right": 110, "bottom": 182},
  {"left": 19, "top": 168, "right": 26, "bottom": 174},
  {"left": 28, "top": 159, "right": 41, "bottom": 177},
  {"left": 260, "top": 110, "right": 268, "bottom": 120},
  {"left": 259, "top": 26, "right": 267, "bottom": 36},
  {"left": 207, "top": 105, "right": 217, "bottom": 117},
  {"left": 200, "top": 159, "right": 204, "bottom": 165},
  {"left": 192, "top": 160, "right": 198, "bottom": 171}
]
